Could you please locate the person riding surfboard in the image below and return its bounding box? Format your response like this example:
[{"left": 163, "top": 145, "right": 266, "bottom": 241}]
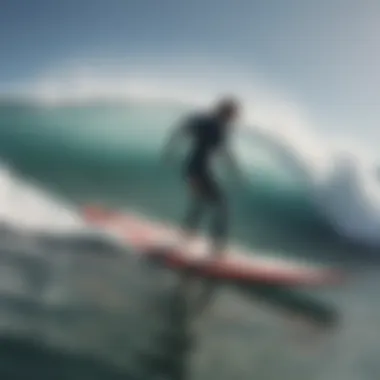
[{"left": 162, "top": 96, "right": 242, "bottom": 258}]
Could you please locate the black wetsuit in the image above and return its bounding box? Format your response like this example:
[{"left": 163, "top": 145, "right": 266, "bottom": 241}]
[
  {"left": 181, "top": 113, "right": 229, "bottom": 245},
  {"left": 183, "top": 114, "right": 227, "bottom": 201}
]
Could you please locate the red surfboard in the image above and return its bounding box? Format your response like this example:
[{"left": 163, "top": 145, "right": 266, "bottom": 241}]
[{"left": 82, "top": 205, "right": 344, "bottom": 287}]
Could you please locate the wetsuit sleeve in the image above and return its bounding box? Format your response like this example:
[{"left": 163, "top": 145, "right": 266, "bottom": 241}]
[
  {"left": 179, "top": 114, "right": 198, "bottom": 136},
  {"left": 162, "top": 114, "right": 196, "bottom": 160}
]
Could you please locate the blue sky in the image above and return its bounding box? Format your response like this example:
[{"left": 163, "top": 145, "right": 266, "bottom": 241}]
[{"left": 2, "top": 0, "right": 380, "bottom": 140}]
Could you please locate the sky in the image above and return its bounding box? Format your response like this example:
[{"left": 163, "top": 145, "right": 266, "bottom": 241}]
[{"left": 1, "top": 0, "right": 380, "bottom": 142}]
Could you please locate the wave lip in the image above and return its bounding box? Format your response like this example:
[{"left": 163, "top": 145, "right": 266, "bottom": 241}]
[
  {"left": 312, "top": 155, "right": 380, "bottom": 248},
  {"left": 1, "top": 100, "right": 380, "bottom": 252}
]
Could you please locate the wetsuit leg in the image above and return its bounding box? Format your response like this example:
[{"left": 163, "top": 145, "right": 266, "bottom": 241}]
[
  {"left": 190, "top": 176, "right": 228, "bottom": 317},
  {"left": 181, "top": 190, "right": 205, "bottom": 233},
  {"left": 182, "top": 171, "right": 229, "bottom": 316},
  {"left": 211, "top": 190, "right": 229, "bottom": 253},
  {"left": 203, "top": 175, "right": 229, "bottom": 255},
  {"left": 210, "top": 197, "right": 228, "bottom": 253},
  {"left": 182, "top": 166, "right": 229, "bottom": 250}
]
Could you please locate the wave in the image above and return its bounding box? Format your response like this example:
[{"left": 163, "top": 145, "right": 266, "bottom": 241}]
[
  {"left": 237, "top": 126, "right": 380, "bottom": 248},
  {"left": 1, "top": 101, "right": 380, "bottom": 251},
  {"left": 0, "top": 162, "right": 83, "bottom": 233}
]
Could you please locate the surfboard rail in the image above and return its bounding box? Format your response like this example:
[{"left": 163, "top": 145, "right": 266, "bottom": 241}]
[{"left": 82, "top": 205, "right": 345, "bottom": 287}]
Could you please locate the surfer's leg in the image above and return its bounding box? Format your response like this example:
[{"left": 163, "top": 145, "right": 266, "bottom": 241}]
[
  {"left": 208, "top": 180, "right": 228, "bottom": 258},
  {"left": 188, "top": 182, "right": 227, "bottom": 317},
  {"left": 179, "top": 176, "right": 208, "bottom": 248},
  {"left": 181, "top": 192, "right": 205, "bottom": 236},
  {"left": 178, "top": 178, "right": 209, "bottom": 298},
  {"left": 191, "top": 181, "right": 227, "bottom": 317},
  {"left": 211, "top": 200, "right": 228, "bottom": 257}
]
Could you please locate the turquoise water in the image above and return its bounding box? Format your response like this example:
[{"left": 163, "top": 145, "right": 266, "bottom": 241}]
[
  {"left": 0, "top": 103, "right": 342, "bottom": 257},
  {"left": 0, "top": 102, "right": 379, "bottom": 380}
]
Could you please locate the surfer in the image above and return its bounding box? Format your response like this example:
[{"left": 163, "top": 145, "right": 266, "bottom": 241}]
[{"left": 162, "top": 96, "right": 241, "bottom": 257}]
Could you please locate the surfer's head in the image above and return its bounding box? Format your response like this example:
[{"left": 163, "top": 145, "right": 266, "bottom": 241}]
[{"left": 214, "top": 96, "right": 240, "bottom": 123}]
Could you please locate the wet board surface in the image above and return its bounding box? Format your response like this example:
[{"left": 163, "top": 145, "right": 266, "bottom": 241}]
[{"left": 82, "top": 205, "right": 344, "bottom": 287}]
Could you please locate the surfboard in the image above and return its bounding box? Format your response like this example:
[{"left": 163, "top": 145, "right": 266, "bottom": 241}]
[{"left": 81, "top": 205, "right": 343, "bottom": 287}]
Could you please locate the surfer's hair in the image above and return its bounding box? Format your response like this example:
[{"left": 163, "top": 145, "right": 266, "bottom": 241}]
[{"left": 215, "top": 96, "right": 240, "bottom": 116}]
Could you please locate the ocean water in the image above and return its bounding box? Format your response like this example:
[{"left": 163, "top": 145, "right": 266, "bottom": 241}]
[{"left": 0, "top": 101, "right": 380, "bottom": 380}]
